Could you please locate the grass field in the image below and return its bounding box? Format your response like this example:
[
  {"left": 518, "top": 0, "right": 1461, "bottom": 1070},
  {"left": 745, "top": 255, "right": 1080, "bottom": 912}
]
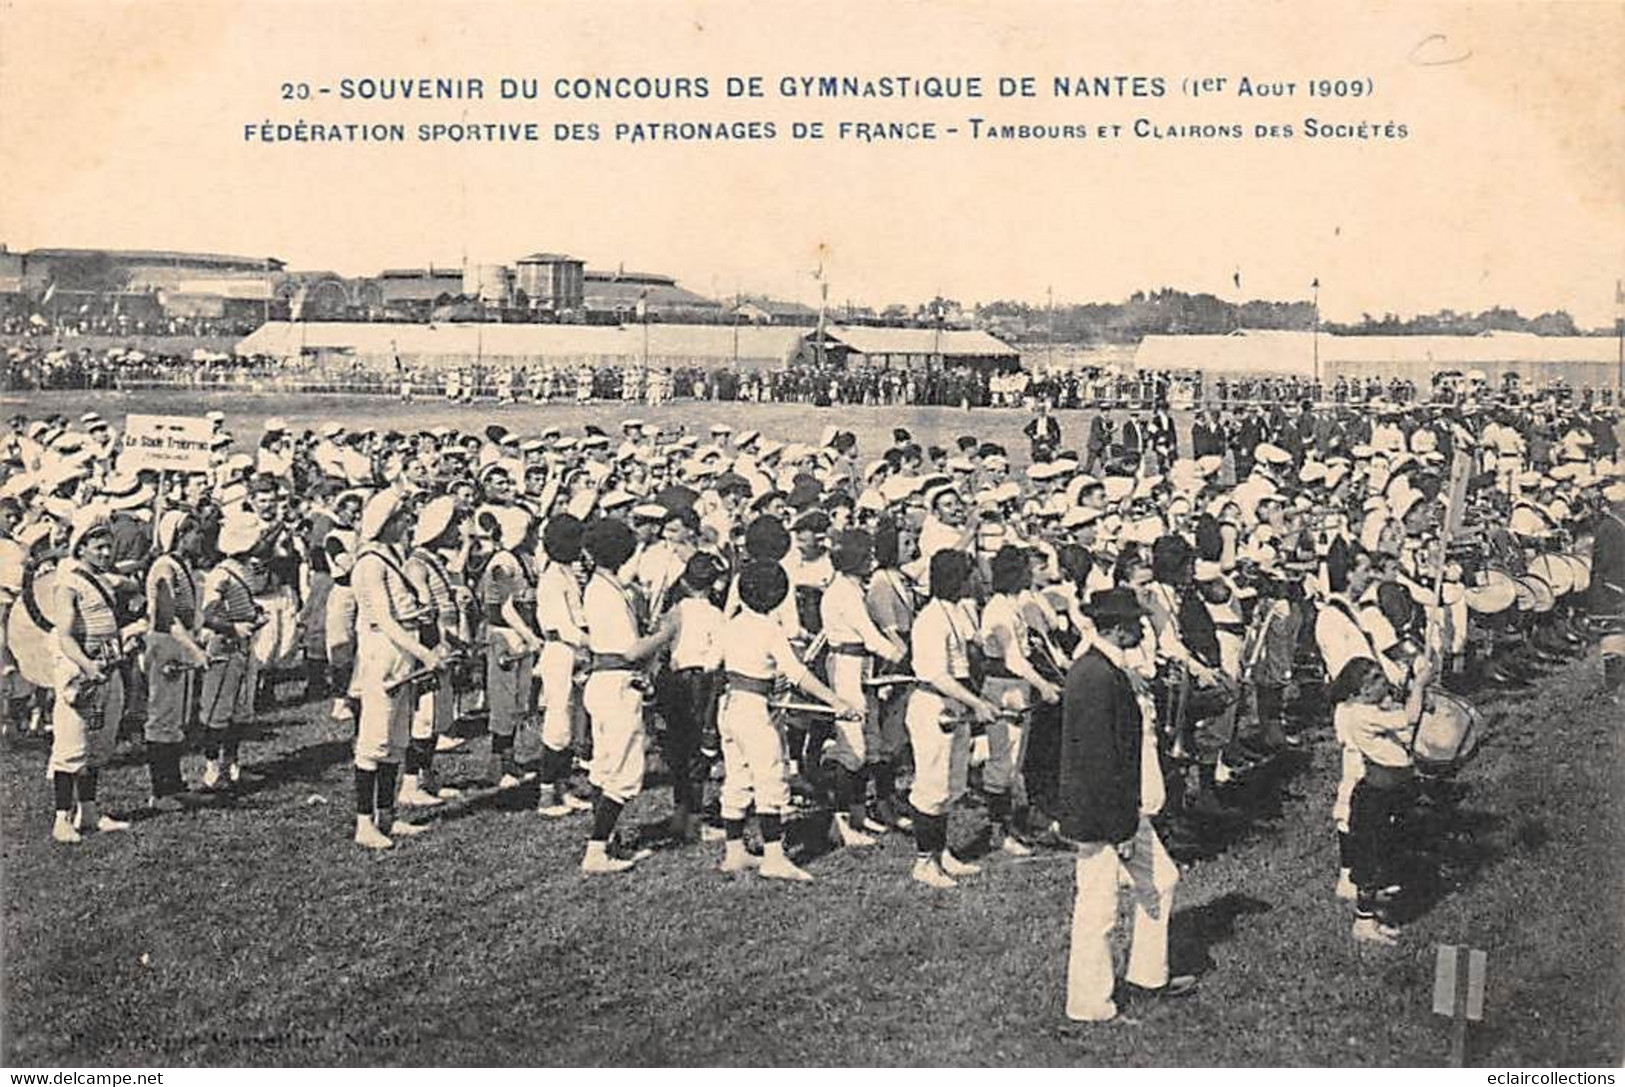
[{"left": 2, "top": 390, "right": 1622, "bottom": 1067}]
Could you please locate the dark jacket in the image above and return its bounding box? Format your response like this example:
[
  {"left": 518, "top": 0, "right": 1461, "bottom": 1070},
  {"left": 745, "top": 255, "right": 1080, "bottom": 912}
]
[
  {"left": 1591, "top": 509, "right": 1625, "bottom": 617},
  {"left": 1057, "top": 647, "right": 1143, "bottom": 845}
]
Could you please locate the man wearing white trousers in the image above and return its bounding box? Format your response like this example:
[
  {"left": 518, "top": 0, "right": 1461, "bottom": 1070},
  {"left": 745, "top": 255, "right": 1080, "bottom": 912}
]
[{"left": 1058, "top": 588, "right": 1196, "bottom": 1024}]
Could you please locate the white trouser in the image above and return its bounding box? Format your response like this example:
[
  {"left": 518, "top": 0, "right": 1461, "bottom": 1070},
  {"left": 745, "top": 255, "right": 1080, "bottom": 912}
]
[
  {"left": 905, "top": 692, "right": 969, "bottom": 817},
  {"left": 585, "top": 671, "right": 644, "bottom": 804},
  {"left": 537, "top": 641, "right": 577, "bottom": 752},
  {"left": 827, "top": 652, "right": 878, "bottom": 772},
  {"left": 1066, "top": 816, "right": 1179, "bottom": 1020},
  {"left": 352, "top": 630, "right": 413, "bottom": 770},
  {"left": 717, "top": 690, "right": 791, "bottom": 818},
  {"left": 980, "top": 676, "right": 1029, "bottom": 795}
]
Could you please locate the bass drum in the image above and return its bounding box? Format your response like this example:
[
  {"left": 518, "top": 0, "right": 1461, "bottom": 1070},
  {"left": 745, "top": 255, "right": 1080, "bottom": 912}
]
[
  {"left": 1560, "top": 553, "right": 1591, "bottom": 594},
  {"left": 1526, "top": 554, "right": 1574, "bottom": 598},
  {"left": 6, "top": 566, "right": 58, "bottom": 690},
  {"left": 1465, "top": 569, "right": 1518, "bottom": 615},
  {"left": 1517, "top": 575, "right": 1556, "bottom": 614},
  {"left": 1413, "top": 688, "right": 1482, "bottom": 774}
]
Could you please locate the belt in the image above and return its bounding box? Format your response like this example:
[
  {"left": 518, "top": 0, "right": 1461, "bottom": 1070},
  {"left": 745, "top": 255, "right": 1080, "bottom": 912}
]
[
  {"left": 591, "top": 652, "right": 636, "bottom": 672},
  {"left": 1214, "top": 622, "right": 1247, "bottom": 635},
  {"left": 983, "top": 664, "right": 1020, "bottom": 681},
  {"left": 724, "top": 671, "right": 774, "bottom": 697},
  {"left": 539, "top": 629, "right": 563, "bottom": 642},
  {"left": 827, "top": 642, "right": 868, "bottom": 657}
]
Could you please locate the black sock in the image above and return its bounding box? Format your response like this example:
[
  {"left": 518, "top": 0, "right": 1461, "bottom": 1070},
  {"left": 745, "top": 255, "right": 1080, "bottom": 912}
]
[
  {"left": 53, "top": 771, "right": 75, "bottom": 813},
  {"left": 375, "top": 762, "right": 400, "bottom": 816},
  {"left": 723, "top": 817, "right": 746, "bottom": 841},
  {"left": 79, "top": 769, "right": 99, "bottom": 803},
  {"left": 354, "top": 768, "right": 378, "bottom": 816},
  {"left": 590, "top": 794, "right": 624, "bottom": 842},
  {"left": 541, "top": 745, "right": 570, "bottom": 785},
  {"left": 988, "top": 791, "right": 1011, "bottom": 826},
  {"left": 759, "top": 812, "right": 783, "bottom": 844},
  {"left": 831, "top": 764, "right": 855, "bottom": 814},
  {"left": 203, "top": 736, "right": 221, "bottom": 760},
  {"left": 872, "top": 762, "right": 896, "bottom": 802},
  {"left": 1606, "top": 655, "right": 1625, "bottom": 692},
  {"left": 848, "top": 766, "right": 869, "bottom": 823},
  {"left": 406, "top": 737, "right": 434, "bottom": 776},
  {"left": 222, "top": 736, "right": 240, "bottom": 764},
  {"left": 1338, "top": 831, "right": 1353, "bottom": 870}
]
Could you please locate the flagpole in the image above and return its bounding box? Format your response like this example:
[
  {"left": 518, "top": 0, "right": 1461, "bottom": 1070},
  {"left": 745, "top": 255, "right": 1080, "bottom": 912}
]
[{"left": 1312, "top": 278, "right": 1322, "bottom": 394}]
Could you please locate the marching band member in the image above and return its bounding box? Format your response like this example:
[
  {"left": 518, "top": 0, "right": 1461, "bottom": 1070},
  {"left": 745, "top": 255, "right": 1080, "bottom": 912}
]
[
  {"left": 578, "top": 518, "right": 676, "bottom": 875},
  {"left": 400, "top": 495, "right": 468, "bottom": 806},
  {"left": 478, "top": 506, "right": 543, "bottom": 788},
  {"left": 198, "top": 514, "right": 266, "bottom": 791},
  {"left": 534, "top": 514, "right": 593, "bottom": 818},
  {"left": 907, "top": 549, "right": 999, "bottom": 889},
  {"left": 144, "top": 510, "right": 208, "bottom": 810},
  {"left": 657, "top": 551, "right": 727, "bottom": 841},
  {"left": 1326, "top": 655, "right": 1431, "bottom": 945},
  {"left": 717, "top": 559, "right": 859, "bottom": 881},
  {"left": 349, "top": 490, "right": 448, "bottom": 850},
  {"left": 48, "top": 510, "right": 133, "bottom": 843},
  {"left": 820, "top": 528, "right": 906, "bottom": 848},
  {"left": 978, "top": 544, "right": 1062, "bottom": 856}
]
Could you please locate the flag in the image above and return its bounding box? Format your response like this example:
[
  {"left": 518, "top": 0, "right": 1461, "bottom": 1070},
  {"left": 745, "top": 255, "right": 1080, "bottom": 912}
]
[
  {"left": 634, "top": 288, "right": 648, "bottom": 320},
  {"left": 40, "top": 279, "right": 56, "bottom": 306},
  {"left": 1232, "top": 268, "right": 1242, "bottom": 290},
  {"left": 1311, "top": 277, "right": 1320, "bottom": 290}
]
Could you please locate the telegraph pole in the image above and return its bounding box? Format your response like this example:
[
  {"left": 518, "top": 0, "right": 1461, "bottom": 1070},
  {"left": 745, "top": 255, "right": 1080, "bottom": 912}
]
[{"left": 1312, "top": 277, "right": 1322, "bottom": 394}]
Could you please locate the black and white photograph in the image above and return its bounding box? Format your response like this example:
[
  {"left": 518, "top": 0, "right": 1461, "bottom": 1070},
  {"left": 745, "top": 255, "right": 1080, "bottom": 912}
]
[{"left": 0, "top": 0, "right": 1622, "bottom": 1072}]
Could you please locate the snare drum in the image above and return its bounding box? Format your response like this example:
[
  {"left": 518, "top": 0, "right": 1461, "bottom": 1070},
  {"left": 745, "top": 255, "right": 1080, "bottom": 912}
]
[
  {"left": 1413, "top": 687, "right": 1481, "bottom": 773},
  {"left": 1526, "top": 554, "right": 1573, "bottom": 598},
  {"left": 1465, "top": 568, "right": 1518, "bottom": 615},
  {"left": 1517, "top": 575, "right": 1556, "bottom": 614}
]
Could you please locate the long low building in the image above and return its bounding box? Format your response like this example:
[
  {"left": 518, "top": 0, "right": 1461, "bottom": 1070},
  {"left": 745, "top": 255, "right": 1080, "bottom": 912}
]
[
  {"left": 234, "top": 321, "right": 1022, "bottom": 372},
  {"left": 1134, "top": 329, "right": 1622, "bottom": 387}
]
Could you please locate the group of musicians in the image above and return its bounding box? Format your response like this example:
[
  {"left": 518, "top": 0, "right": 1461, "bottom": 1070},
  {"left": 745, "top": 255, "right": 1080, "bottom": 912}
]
[{"left": 3, "top": 397, "right": 1623, "bottom": 1005}]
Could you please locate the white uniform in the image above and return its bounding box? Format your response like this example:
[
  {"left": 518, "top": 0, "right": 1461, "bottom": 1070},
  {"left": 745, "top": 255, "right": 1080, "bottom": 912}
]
[
  {"left": 583, "top": 570, "right": 645, "bottom": 804},
  {"left": 716, "top": 610, "right": 810, "bottom": 818}
]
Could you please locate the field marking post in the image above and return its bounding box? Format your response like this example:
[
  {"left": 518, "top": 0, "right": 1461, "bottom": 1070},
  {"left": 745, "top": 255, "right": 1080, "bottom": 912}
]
[{"left": 1432, "top": 943, "right": 1487, "bottom": 1067}]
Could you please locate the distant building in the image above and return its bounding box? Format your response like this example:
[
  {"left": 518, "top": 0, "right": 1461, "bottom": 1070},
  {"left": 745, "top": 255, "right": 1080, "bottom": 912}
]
[
  {"left": 514, "top": 252, "right": 585, "bottom": 313},
  {"left": 374, "top": 267, "right": 465, "bottom": 319},
  {"left": 0, "top": 246, "right": 285, "bottom": 321},
  {"left": 583, "top": 269, "right": 722, "bottom": 320},
  {"left": 732, "top": 296, "right": 819, "bottom": 326}
]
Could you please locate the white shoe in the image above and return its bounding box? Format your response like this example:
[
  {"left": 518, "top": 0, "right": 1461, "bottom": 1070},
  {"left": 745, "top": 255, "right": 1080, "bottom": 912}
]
[
  {"left": 759, "top": 855, "right": 814, "bottom": 882},
  {"left": 332, "top": 699, "right": 354, "bottom": 721},
  {"left": 354, "top": 821, "right": 394, "bottom": 850},
  {"left": 832, "top": 815, "right": 878, "bottom": 848},
  {"left": 941, "top": 850, "right": 981, "bottom": 877},
  {"left": 429, "top": 785, "right": 462, "bottom": 799},
  {"left": 228, "top": 763, "right": 242, "bottom": 784},
  {"left": 1000, "top": 835, "right": 1034, "bottom": 857},
  {"left": 1065, "top": 1001, "right": 1120, "bottom": 1024},
  {"left": 719, "top": 848, "right": 761, "bottom": 873},
  {"left": 581, "top": 848, "right": 636, "bottom": 875},
  {"left": 498, "top": 773, "right": 526, "bottom": 790},
  {"left": 562, "top": 792, "right": 592, "bottom": 812},
  {"left": 52, "top": 817, "right": 82, "bottom": 845},
  {"left": 434, "top": 735, "right": 467, "bottom": 752},
  {"left": 857, "top": 815, "right": 891, "bottom": 834},
  {"left": 912, "top": 856, "right": 957, "bottom": 888},
  {"left": 1214, "top": 761, "right": 1234, "bottom": 785},
  {"left": 96, "top": 814, "right": 131, "bottom": 833},
  {"left": 699, "top": 823, "right": 727, "bottom": 842},
  {"left": 388, "top": 820, "right": 431, "bottom": 838},
  {"left": 398, "top": 786, "right": 444, "bottom": 808},
  {"left": 201, "top": 761, "right": 222, "bottom": 789},
  {"left": 1335, "top": 869, "right": 1357, "bottom": 901},
  {"left": 1352, "top": 916, "right": 1400, "bottom": 946}
]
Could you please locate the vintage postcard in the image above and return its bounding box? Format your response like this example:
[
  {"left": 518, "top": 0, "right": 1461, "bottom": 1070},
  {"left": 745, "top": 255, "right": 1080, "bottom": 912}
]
[{"left": 0, "top": 0, "right": 1621, "bottom": 1073}]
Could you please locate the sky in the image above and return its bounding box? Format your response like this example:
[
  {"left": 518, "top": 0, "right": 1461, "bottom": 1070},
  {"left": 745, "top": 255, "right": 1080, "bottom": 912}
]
[{"left": 1, "top": 0, "right": 1621, "bottom": 325}]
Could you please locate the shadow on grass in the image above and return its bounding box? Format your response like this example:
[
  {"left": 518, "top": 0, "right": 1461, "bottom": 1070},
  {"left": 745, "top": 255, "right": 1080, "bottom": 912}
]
[{"left": 1168, "top": 891, "right": 1273, "bottom": 978}]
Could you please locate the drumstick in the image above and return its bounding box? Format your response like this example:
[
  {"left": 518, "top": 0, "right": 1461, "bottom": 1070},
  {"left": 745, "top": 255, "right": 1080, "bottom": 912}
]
[{"left": 864, "top": 675, "right": 918, "bottom": 688}]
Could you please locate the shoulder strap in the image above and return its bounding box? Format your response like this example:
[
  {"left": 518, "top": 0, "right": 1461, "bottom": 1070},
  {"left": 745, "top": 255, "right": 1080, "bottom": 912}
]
[{"left": 66, "top": 564, "right": 120, "bottom": 619}]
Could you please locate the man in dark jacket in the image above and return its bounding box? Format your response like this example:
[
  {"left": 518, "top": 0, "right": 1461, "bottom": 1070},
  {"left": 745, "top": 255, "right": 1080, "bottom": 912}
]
[{"left": 1058, "top": 588, "right": 1195, "bottom": 1023}]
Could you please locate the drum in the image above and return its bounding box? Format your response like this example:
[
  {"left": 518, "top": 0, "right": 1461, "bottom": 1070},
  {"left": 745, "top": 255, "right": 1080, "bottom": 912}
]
[
  {"left": 1464, "top": 568, "right": 1518, "bottom": 614},
  {"left": 1526, "top": 554, "right": 1573, "bottom": 598},
  {"left": 1560, "top": 553, "right": 1591, "bottom": 594},
  {"left": 1517, "top": 575, "right": 1556, "bottom": 614},
  {"left": 6, "top": 567, "right": 57, "bottom": 690},
  {"left": 1413, "top": 688, "right": 1482, "bottom": 773}
]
